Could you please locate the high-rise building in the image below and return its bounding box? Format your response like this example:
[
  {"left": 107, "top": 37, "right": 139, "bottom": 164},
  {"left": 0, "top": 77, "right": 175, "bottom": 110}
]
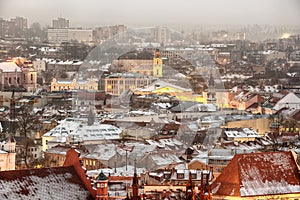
[
  {"left": 154, "top": 26, "right": 171, "bottom": 45},
  {"left": 13, "top": 17, "right": 27, "bottom": 30},
  {"left": 52, "top": 17, "right": 69, "bottom": 29},
  {"left": 0, "top": 17, "right": 28, "bottom": 37}
]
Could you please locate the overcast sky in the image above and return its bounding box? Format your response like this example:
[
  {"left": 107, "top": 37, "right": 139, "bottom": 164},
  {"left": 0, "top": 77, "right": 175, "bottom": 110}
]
[{"left": 0, "top": 0, "right": 299, "bottom": 28}]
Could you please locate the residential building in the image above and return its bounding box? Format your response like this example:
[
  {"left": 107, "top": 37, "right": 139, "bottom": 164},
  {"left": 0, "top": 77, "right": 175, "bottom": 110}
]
[
  {"left": 68, "top": 29, "right": 94, "bottom": 43},
  {"left": 32, "top": 60, "right": 46, "bottom": 72},
  {"left": 0, "top": 135, "right": 16, "bottom": 171},
  {"left": 52, "top": 17, "right": 69, "bottom": 29},
  {"left": 47, "top": 28, "right": 68, "bottom": 43},
  {"left": 154, "top": 26, "right": 171, "bottom": 45},
  {"left": 94, "top": 25, "right": 126, "bottom": 42},
  {"left": 48, "top": 28, "right": 94, "bottom": 43}
]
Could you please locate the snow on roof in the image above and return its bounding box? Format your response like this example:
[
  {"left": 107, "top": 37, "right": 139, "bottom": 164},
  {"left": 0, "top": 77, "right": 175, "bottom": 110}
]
[
  {"left": 0, "top": 62, "right": 22, "bottom": 72},
  {"left": 150, "top": 152, "right": 182, "bottom": 166},
  {"left": 75, "top": 124, "right": 121, "bottom": 141},
  {"left": 0, "top": 166, "right": 92, "bottom": 200},
  {"left": 43, "top": 118, "right": 84, "bottom": 137},
  {"left": 273, "top": 92, "right": 300, "bottom": 110},
  {"left": 224, "top": 128, "right": 260, "bottom": 139},
  {"left": 87, "top": 165, "right": 146, "bottom": 178},
  {"left": 135, "top": 79, "right": 192, "bottom": 93},
  {"left": 212, "top": 151, "right": 300, "bottom": 197},
  {"left": 85, "top": 144, "right": 117, "bottom": 161}
]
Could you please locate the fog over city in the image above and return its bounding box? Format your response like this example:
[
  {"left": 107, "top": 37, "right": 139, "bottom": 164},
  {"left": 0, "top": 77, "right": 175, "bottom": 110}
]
[
  {"left": 1, "top": 0, "right": 300, "bottom": 199},
  {"left": 1, "top": 0, "right": 300, "bottom": 27}
]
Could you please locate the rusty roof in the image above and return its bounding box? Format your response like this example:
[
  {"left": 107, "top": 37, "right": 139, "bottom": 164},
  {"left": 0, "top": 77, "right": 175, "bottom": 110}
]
[{"left": 211, "top": 151, "right": 300, "bottom": 197}]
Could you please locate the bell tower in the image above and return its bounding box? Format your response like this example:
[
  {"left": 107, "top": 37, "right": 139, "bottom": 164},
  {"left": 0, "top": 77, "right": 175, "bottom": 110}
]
[
  {"left": 207, "top": 73, "right": 216, "bottom": 104},
  {"left": 153, "top": 49, "right": 162, "bottom": 77},
  {"left": 95, "top": 171, "right": 109, "bottom": 200}
]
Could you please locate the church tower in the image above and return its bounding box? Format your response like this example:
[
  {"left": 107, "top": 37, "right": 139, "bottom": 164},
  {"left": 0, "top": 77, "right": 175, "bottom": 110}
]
[
  {"left": 95, "top": 171, "right": 109, "bottom": 200},
  {"left": 207, "top": 73, "right": 216, "bottom": 104},
  {"left": 153, "top": 49, "right": 162, "bottom": 77}
]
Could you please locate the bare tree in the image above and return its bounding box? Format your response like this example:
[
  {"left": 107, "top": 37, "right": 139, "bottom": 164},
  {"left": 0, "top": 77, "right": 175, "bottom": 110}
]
[{"left": 16, "top": 105, "right": 40, "bottom": 138}]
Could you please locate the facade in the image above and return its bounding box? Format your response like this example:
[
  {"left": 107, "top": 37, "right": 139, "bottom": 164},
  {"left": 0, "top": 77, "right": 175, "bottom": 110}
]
[
  {"left": 48, "top": 28, "right": 94, "bottom": 43},
  {"left": 0, "top": 62, "right": 37, "bottom": 92},
  {"left": 0, "top": 17, "right": 27, "bottom": 38},
  {"left": 22, "top": 67, "right": 37, "bottom": 92},
  {"left": 32, "top": 60, "right": 46, "bottom": 72},
  {"left": 0, "top": 62, "right": 22, "bottom": 91},
  {"left": 152, "top": 49, "right": 163, "bottom": 77},
  {"left": 52, "top": 17, "right": 69, "bottom": 29},
  {"left": 112, "top": 49, "right": 163, "bottom": 77},
  {"left": 94, "top": 25, "right": 126, "bottom": 41},
  {"left": 68, "top": 29, "right": 94, "bottom": 43},
  {"left": 51, "top": 78, "right": 98, "bottom": 92},
  {"left": 105, "top": 73, "right": 151, "bottom": 96},
  {"left": 0, "top": 135, "right": 16, "bottom": 171},
  {"left": 154, "top": 26, "right": 171, "bottom": 45},
  {"left": 47, "top": 28, "right": 68, "bottom": 43}
]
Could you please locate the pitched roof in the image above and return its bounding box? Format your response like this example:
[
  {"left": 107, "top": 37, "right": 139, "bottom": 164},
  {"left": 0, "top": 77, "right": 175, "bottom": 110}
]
[
  {"left": 211, "top": 151, "right": 300, "bottom": 197},
  {"left": 0, "top": 166, "right": 93, "bottom": 200},
  {"left": 0, "top": 62, "right": 22, "bottom": 72}
]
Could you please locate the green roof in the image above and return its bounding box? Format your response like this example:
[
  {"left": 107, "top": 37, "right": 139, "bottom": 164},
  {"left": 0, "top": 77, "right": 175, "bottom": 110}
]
[{"left": 96, "top": 171, "right": 108, "bottom": 181}]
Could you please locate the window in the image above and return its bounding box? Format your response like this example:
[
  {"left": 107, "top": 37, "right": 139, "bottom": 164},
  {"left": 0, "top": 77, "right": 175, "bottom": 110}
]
[
  {"left": 177, "top": 173, "right": 184, "bottom": 179},
  {"left": 30, "top": 74, "right": 33, "bottom": 81}
]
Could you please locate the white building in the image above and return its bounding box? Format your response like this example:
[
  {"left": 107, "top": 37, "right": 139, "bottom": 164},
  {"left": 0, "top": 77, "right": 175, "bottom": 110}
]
[
  {"left": 47, "top": 29, "right": 68, "bottom": 43},
  {"left": 0, "top": 135, "right": 16, "bottom": 171},
  {"left": 47, "top": 28, "right": 94, "bottom": 43},
  {"left": 68, "top": 29, "right": 94, "bottom": 43},
  {"left": 32, "top": 60, "right": 46, "bottom": 72}
]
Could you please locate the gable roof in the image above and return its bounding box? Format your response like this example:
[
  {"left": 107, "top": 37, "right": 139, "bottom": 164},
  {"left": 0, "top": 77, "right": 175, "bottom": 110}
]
[
  {"left": 0, "top": 148, "right": 96, "bottom": 200},
  {"left": 0, "top": 62, "right": 22, "bottom": 72},
  {"left": 273, "top": 92, "right": 300, "bottom": 110},
  {"left": 135, "top": 80, "right": 192, "bottom": 93},
  {"left": 0, "top": 166, "right": 93, "bottom": 200},
  {"left": 212, "top": 151, "right": 300, "bottom": 197}
]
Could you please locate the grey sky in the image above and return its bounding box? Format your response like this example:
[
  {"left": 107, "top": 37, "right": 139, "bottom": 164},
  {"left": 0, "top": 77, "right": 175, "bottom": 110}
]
[{"left": 0, "top": 0, "right": 299, "bottom": 27}]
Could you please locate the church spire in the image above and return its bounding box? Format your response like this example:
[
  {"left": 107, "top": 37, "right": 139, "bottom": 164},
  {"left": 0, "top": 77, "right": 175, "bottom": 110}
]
[{"left": 132, "top": 158, "right": 140, "bottom": 200}]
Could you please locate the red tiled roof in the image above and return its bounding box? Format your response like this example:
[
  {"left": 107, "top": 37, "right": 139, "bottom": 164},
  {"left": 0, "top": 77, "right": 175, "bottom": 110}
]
[
  {"left": 0, "top": 166, "right": 94, "bottom": 199},
  {"left": 212, "top": 151, "right": 300, "bottom": 197}
]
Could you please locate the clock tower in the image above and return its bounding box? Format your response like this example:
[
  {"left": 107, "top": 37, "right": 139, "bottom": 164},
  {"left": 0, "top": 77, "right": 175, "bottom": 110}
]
[
  {"left": 153, "top": 49, "right": 162, "bottom": 77},
  {"left": 95, "top": 171, "right": 109, "bottom": 200}
]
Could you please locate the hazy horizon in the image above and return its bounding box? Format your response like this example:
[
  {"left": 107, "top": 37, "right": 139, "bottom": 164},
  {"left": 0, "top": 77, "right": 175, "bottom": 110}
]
[{"left": 1, "top": 0, "right": 300, "bottom": 28}]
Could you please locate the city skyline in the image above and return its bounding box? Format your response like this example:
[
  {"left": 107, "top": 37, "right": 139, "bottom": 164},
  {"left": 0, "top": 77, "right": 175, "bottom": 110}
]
[{"left": 1, "top": 0, "right": 300, "bottom": 28}]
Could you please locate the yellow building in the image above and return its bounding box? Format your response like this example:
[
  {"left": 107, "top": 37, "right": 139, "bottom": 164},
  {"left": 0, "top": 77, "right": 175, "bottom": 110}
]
[
  {"left": 105, "top": 72, "right": 151, "bottom": 96},
  {"left": 153, "top": 49, "right": 162, "bottom": 77},
  {"left": 112, "top": 49, "right": 163, "bottom": 77},
  {"left": 51, "top": 78, "right": 98, "bottom": 92},
  {"left": 134, "top": 79, "right": 205, "bottom": 102}
]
